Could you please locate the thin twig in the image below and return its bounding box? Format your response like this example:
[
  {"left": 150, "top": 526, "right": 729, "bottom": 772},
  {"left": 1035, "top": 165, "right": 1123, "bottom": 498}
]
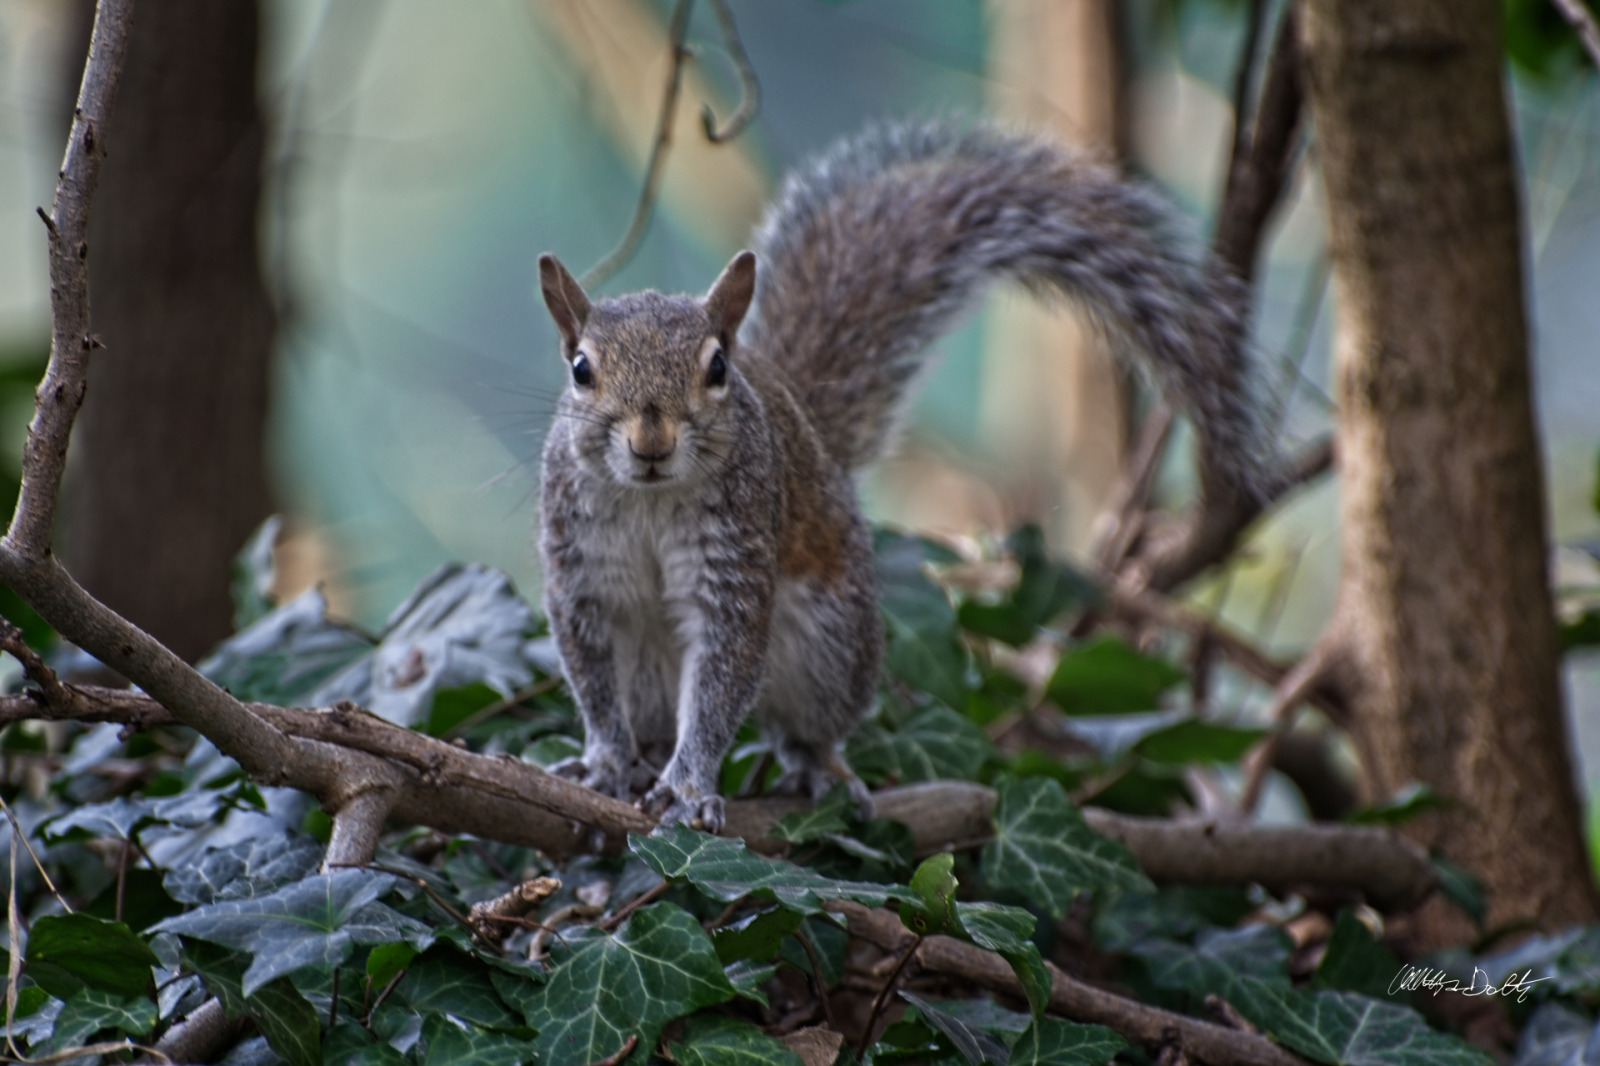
[
  {"left": 1552, "top": 0, "right": 1600, "bottom": 70},
  {"left": 1237, "top": 643, "right": 1336, "bottom": 816},
  {"left": 580, "top": 0, "right": 695, "bottom": 289},
  {"left": 598, "top": 878, "right": 670, "bottom": 931},
  {"left": 857, "top": 934, "right": 923, "bottom": 1057},
  {"left": 794, "top": 925, "right": 837, "bottom": 1031},
  {"left": 0, "top": 793, "right": 68, "bottom": 911},
  {"left": 699, "top": 0, "right": 760, "bottom": 142}
]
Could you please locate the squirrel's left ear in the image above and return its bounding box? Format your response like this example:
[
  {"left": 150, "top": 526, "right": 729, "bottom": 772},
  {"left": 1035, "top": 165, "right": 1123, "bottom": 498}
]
[{"left": 704, "top": 251, "right": 756, "bottom": 341}]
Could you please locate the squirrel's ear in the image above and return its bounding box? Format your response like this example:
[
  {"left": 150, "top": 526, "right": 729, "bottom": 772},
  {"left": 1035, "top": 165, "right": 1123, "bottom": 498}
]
[
  {"left": 538, "top": 254, "right": 591, "bottom": 352},
  {"left": 704, "top": 251, "right": 756, "bottom": 341}
]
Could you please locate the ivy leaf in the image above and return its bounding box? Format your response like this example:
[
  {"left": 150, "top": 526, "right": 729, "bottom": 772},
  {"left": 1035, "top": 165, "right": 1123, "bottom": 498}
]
[
  {"left": 1431, "top": 854, "right": 1487, "bottom": 927},
  {"left": 901, "top": 996, "right": 1031, "bottom": 1036},
  {"left": 725, "top": 960, "right": 778, "bottom": 1007},
  {"left": 163, "top": 831, "right": 325, "bottom": 905},
  {"left": 713, "top": 906, "right": 804, "bottom": 964},
  {"left": 182, "top": 939, "right": 321, "bottom": 1066},
  {"left": 1228, "top": 984, "right": 1495, "bottom": 1066},
  {"left": 777, "top": 916, "right": 849, "bottom": 987},
  {"left": 1312, "top": 911, "right": 1402, "bottom": 999},
  {"left": 366, "top": 941, "right": 419, "bottom": 991},
  {"left": 231, "top": 514, "right": 281, "bottom": 631},
  {"left": 41, "top": 790, "right": 233, "bottom": 844},
  {"left": 668, "top": 1014, "right": 807, "bottom": 1066},
  {"left": 1345, "top": 784, "right": 1452, "bottom": 827},
  {"left": 1046, "top": 636, "right": 1186, "bottom": 714},
  {"left": 770, "top": 785, "right": 854, "bottom": 845},
  {"left": 954, "top": 902, "right": 1052, "bottom": 1016},
  {"left": 24, "top": 913, "right": 159, "bottom": 1000},
  {"left": 198, "top": 584, "right": 374, "bottom": 705},
  {"left": 418, "top": 1013, "right": 539, "bottom": 1066},
  {"left": 877, "top": 531, "right": 970, "bottom": 708},
  {"left": 505, "top": 902, "right": 736, "bottom": 1066},
  {"left": 1008, "top": 1016, "right": 1127, "bottom": 1066},
  {"left": 848, "top": 706, "right": 995, "bottom": 785},
  {"left": 981, "top": 776, "right": 1152, "bottom": 918},
  {"left": 396, "top": 946, "right": 521, "bottom": 1029},
  {"left": 903, "top": 852, "right": 961, "bottom": 935},
  {"left": 630, "top": 825, "right": 913, "bottom": 915},
  {"left": 153, "top": 868, "right": 432, "bottom": 995},
  {"left": 902, "top": 991, "right": 1009, "bottom": 1065},
  {"left": 1132, "top": 927, "right": 1293, "bottom": 1011},
  {"left": 1135, "top": 719, "right": 1265, "bottom": 765},
  {"left": 10, "top": 987, "right": 61, "bottom": 1048},
  {"left": 47, "top": 988, "right": 157, "bottom": 1053}
]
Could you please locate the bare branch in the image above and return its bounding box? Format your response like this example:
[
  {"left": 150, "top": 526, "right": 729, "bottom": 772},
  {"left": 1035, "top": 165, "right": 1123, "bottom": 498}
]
[
  {"left": 1552, "top": 0, "right": 1600, "bottom": 71},
  {"left": 580, "top": 0, "right": 695, "bottom": 289},
  {"left": 699, "top": 0, "right": 760, "bottom": 143},
  {"left": 7, "top": 0, "right": 134, "bottom": 556},
  {"left": 833, "top": 902, "right": 1315, "bottom": 1066},
  {"left": 3, "top": 687, "right": 1436, "bottom": 906}
]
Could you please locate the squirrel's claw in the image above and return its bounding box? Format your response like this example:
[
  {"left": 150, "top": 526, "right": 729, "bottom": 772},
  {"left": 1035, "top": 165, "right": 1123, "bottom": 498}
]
[
  {"left": 641, "top": 780, "right": 725, "bottom": 834},
  {"left": 550, "top": 754, "right": 633, "bottom": 801}
]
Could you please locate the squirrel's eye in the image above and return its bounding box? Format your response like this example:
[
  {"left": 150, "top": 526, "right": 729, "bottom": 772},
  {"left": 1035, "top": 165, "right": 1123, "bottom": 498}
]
[
  {"left": 571, "top": 353, "right": 593, "bottom": 388},
  {"left": 706, "top": 349, "right": 727, "bottom": 388}
]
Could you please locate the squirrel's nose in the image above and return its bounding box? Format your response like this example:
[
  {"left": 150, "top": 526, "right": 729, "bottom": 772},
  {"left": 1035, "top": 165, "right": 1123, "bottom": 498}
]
[{"left": 628, "top": 438, "right": 676, "bottom": 463}]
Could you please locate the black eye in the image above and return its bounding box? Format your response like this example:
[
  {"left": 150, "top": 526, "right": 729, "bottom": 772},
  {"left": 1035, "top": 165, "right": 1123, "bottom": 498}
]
[
  {"left": 571, "top": 353, "right": 593, "bottom": 388},
  {"left": 706, "top": 349, "right": 727, "bottom": 388}
]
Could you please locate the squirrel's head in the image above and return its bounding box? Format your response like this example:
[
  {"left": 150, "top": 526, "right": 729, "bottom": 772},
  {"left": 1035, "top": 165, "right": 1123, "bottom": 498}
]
[{"left": 538, "top": 251, "right": 756, "bottom": 489}]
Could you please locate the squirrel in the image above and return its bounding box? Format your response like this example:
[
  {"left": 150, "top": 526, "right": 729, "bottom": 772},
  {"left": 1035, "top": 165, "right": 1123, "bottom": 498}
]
[{"left": 536, "top": 121, "right": 1266, "bottom": 831}]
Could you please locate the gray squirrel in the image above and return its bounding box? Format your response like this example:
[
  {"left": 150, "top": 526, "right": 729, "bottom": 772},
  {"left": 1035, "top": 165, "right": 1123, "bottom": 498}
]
[{"left": 536, "top": 121, "right": 1266, "bottom": 831}]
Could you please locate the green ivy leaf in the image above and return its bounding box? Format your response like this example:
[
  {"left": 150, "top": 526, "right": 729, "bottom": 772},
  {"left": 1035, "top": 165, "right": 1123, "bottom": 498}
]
[
  {"left": 182, "top": 939, "right": 321, "bottom": 1066},
  {"left": 1135, "top": 719, "right": 1264, "bottom": 765},
  {"left": 904, "top": 852, "right": 961, "bottom": 936},
  {"left": 1431, "top": 854, "right": 1486, "bottom": 927},
  {"left": 47, "top": 988, "right": 157, "bottom": 1054},
  {"left": 324, "top": 1020, "right": 411, "bottom": 1066},
  {"left": 712, "top": 906, "right": 804, "bottom": 964},
  {"left": 153, "top": 869, "right": 432, "bottom": 995},
  {"left": 1345, "top": 784, "right": 1452, "bottom": 827},
  {"left": 630, "top": 825, "right": 914, "bottom": 915},
  {"left": 1007, "top": 1016, "right": 1127, "bottom": 1066},
  {"left": 1229, "top": 984, "right": 1495, "bottom": 1066},
  {"left": 163, "top": 830, "right": 325, "bottom": 905},
  {"left": 1046, "top": 636, "right": 1186, "bottom": 714},
  {"left": 1312, "top": 911, "right": 1402, "bottom": 999},
  {"left": 24, "top": 913, "right": 159, "bottom": 1000},
  {"left": 365, "top": 941, "right": 419, "bottom": 991},
  {"left": 1132, "top": 926, "right": 1293, "bottom": 1010},
  {"left": 506, "top": 902, "right": 735, "bottom": 1066},
  {"left": 668, "top": 1014, "right": 806, "bottom": 1066},
  {"left": 725, "top": 959, "right": 778, "bottom": 1007},
  {"left": 418, "top": 1013, "right": 539, "bottom": 1066},
  {"left": 847, "top": 706, "right": 995, "bottom": 785},
  {"left": 770, "top": 784, "right": 854, "bottom": 844},
  {"left": 981, "top": 776, "right": 1153, "bottom": 918},
  {"left": 877, "top": 531, "right": 970, "bottom": 707},
  {"left": 396, "top": 946, "right": 522, "bottom": 1029},
  {"left": 902, "top": 991, "right": 1009, "bottom": 1065}
]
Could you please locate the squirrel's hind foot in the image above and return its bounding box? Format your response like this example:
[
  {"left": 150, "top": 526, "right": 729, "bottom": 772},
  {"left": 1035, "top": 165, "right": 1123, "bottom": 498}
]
[
  {"left": 771, "top": 762, "right": 875, "bottom": 821},
  {"left": 641, "top": 780, "right": 726, "bottom": 834},
  {"left": 551, "top": 752, "right": 650, "bottom": 802}
]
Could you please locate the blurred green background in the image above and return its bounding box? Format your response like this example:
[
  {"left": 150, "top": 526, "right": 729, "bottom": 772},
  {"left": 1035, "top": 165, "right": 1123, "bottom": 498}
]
[{"left": 0, "top": 0, "right": 1596, "bottom": 788}]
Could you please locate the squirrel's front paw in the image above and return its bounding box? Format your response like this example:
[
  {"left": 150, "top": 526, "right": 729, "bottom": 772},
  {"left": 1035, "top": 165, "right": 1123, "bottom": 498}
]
[
  {"left": 641, "top": 780, "right": 725, "bottom": 833},
  {"left": 550, "top": 753, "right": 632, "bottom": 801}
]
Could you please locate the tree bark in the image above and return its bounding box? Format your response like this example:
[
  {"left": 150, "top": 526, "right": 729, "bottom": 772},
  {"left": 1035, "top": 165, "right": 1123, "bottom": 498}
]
[
  {"left": 1302, "top": 0, "right": 1598, "bottom": 945},
  {"left": 61, "top": 0, "right": 276, "bottom": 663}
]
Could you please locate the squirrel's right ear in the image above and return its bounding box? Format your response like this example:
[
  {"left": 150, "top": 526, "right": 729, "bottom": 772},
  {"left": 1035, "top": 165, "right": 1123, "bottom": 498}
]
[{"left": 538, "top": 254, "right": 591, "bottom": 353}]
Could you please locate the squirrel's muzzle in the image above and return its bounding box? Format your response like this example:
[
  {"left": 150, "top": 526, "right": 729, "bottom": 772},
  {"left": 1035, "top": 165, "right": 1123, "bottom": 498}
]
[{"left": 624, "top": 409, "right": 678, "bottom": 464}]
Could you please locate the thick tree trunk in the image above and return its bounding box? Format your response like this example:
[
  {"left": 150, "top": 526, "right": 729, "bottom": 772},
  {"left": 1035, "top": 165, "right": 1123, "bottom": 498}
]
[
  {"left": 62, "top": 0, "right": 276, "bottom": 663},
  {"left": 1303, "top": 0, "right": 1597, "bottom": 945}
]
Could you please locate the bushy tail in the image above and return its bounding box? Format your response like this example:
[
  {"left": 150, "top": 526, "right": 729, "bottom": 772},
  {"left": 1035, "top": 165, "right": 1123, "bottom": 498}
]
[{"left": 746, "top": 121, "right": 1265, "bottom": 490}]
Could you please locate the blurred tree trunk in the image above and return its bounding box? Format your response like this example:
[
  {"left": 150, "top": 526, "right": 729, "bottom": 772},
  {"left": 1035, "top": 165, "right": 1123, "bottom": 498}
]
[
  {"left": 981, "top": 0, "right": 1130, "bottom": 554},
  {"left": 61, "top": 0, "right": 276, "bottom": 663},
  {"left": 1303, "top": 0, "right": 1598, "bottom": 945}
]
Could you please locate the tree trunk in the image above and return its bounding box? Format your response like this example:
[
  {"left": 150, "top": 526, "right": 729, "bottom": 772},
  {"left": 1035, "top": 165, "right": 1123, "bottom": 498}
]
[
  {"left": 62, "top": 0, "right": 276, "bottom": 664},
  {"left": 1302, "top": 0, "right": 1597, "bottom": 945}
]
